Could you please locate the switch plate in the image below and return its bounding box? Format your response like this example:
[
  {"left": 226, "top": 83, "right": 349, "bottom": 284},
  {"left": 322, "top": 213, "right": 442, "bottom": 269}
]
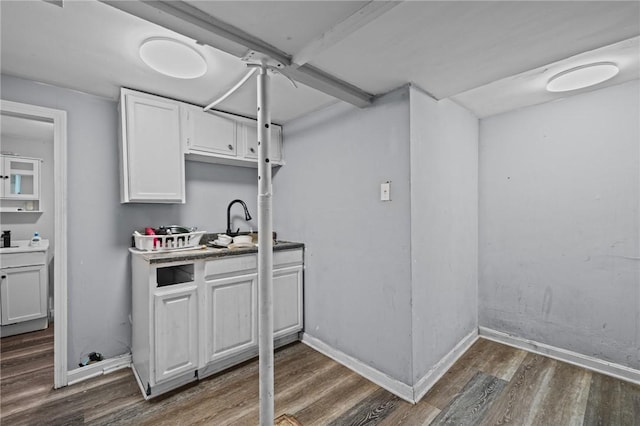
[{"left": 381, "top": 181, "right": 391, "bottom": 201}]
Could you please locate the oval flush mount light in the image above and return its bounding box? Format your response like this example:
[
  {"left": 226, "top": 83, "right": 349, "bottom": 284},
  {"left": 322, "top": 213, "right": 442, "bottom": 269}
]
[
  {"left": 139, "top": 37, "right": 207, "bottom": 79},
  {"left": 546, "top": 62, "right": 619, "bottom": 92}
]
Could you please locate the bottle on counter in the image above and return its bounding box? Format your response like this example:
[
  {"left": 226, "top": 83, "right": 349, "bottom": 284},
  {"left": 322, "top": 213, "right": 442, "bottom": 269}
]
[
  {"left": 1, "top": 230, "right": 11, "bottom": 248},
  {"left": 30, "top": 232, "right": 41, "bottom": 247}
]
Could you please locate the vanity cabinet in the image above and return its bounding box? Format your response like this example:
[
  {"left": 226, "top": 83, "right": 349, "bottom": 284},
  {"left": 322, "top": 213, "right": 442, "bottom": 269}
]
[
  {"left": 119, "top": 88, "right": 185, "bottom": 204},
  {"left": 0, "top": 155, "right": 42, "bottom": 212},
  {"left": 130, "top": 246, "right": 303, "bottom": 398},
  {"left": 0, "top": 240, "right": 49, "bottom": 337},
  {"left": 1, "top": 265, "right": 47, "bottom": 325}
]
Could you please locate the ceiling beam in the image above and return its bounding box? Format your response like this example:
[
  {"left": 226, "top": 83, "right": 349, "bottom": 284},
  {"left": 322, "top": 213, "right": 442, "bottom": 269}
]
[
  {"left": 101, "top": 0, "right": 373, "bottom": 108},
  {"left": 292, "top": 1, "right": 402, "bottom": 67}
]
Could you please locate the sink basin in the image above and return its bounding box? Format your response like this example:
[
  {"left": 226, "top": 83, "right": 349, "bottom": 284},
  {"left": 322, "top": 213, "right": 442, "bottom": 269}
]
[{"left": 0, "top": 239, "right": 49, "bottom": 253}]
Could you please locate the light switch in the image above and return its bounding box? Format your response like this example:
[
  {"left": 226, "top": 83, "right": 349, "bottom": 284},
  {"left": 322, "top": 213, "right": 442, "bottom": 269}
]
[{"left": 381, "top": 181, "right": 391, "bottom": 201}]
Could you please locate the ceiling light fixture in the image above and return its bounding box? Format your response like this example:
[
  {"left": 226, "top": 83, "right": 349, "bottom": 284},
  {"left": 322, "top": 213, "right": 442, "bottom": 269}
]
[
  {"left": 546, "top": 62, "right": 619, "bottom": 92},
  {"left": 139, "top": 37, "right": 207, "bottom": 79}
]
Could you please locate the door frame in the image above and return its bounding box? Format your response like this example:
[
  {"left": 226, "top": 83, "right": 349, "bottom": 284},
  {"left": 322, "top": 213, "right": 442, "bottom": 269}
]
[{"left": 0, "top": 100, "right": 68, "bottom": 388}]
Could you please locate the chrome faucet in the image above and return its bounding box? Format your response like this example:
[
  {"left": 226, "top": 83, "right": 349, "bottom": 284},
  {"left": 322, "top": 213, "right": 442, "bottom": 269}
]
[{"left": 226, "top": 199, "right": 252, "bottom": 236}]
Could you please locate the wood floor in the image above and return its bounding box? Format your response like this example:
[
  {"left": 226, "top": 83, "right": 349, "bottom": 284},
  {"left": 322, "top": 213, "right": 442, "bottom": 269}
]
[{"left": 1, "top": 327, "right": 639, "bottom": 425}]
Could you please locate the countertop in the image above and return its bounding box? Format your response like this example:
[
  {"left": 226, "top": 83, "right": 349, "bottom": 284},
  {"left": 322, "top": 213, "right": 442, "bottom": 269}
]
[
  {"left": 0, "top": 239, "right": 50, "bottom": 254},
  {"left": 129, "top": 240, "right": 304, "bottom": 264}
]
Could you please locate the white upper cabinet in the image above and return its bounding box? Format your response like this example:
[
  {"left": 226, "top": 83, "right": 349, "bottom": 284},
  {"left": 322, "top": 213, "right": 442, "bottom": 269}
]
[
  {"left": 119, "top": 88, "right": 286, "bottom": 203},
  {"left": 119, "top": 88, "right": 185, "bottom": 203},
  {"left": 183, "top": 106, "right": 284, "bottom": 168},
  {"left": 240, "top": 121, "right": 283, "bottom": 165},
  {"left": 182, "top": 105, "right": 237, "bottom": 157},
  {"left": 0, "top": 155, "right": 42, "bottom": 212}
]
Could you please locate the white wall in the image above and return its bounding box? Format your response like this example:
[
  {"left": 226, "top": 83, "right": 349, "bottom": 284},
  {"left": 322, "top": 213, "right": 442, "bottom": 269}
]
[
  {"left": 274, "top": 89, "right": 414, "bottom": 384},
  {"left": 1, "top": 74, "right": 259, "bottom": 370},
  {"left": 479, "top": 80, "right": 640, "bottom": 369},
  {"left": 409, "top": 88, "right": 479, "bottom": 382}
]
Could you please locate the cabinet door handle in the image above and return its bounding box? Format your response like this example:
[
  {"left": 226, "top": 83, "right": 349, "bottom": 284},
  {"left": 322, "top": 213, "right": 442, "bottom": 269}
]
[
  {"left": 228, "top": 144, "right": 233, "bottom": 150},
  {"left": 249, "top": 148, "right": 255, "bottom": 153},
  {"left": 1, "top": 275, "right": 6, "bottom": 279}
]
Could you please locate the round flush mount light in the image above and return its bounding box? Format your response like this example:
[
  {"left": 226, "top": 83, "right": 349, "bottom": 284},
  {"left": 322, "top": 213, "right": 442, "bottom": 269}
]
[
  {"left": 139, "top": 37, "right": 207, "bottom": 79},
  {"left": 546, "top": 62, "right": 619, "bottom": 92}
]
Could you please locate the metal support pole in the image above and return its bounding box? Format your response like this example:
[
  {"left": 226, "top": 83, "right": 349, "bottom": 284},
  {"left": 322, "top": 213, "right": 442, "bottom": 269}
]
[{"left": 257, "top": 65, "right": 274, "bottom": 426}]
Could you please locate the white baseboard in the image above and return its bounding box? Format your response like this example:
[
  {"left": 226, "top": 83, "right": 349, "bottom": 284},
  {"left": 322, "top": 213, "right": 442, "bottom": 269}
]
[
  {"left": 413, "top": 329, "right": 479, "bottom": 402},
  {"left": 67, "top": 353, "right": 132, "bottom": 386},
  {"left": 301, "top": 333, "right": 415, "bottom": 403},
  {"left": 479, "top": 327, "right": 640, "bottom": 385}
]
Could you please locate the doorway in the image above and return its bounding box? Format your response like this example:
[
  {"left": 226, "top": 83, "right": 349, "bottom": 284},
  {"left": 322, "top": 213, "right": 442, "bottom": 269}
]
[{"left": 0, "top": 100, "right": 67, "bottom": 388}]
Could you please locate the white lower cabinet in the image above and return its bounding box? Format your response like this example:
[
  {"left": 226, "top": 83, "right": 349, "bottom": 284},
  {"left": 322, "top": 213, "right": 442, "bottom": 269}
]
[
  {"left": 0, "top": 265, "right": 47, "bottom": 325},
  {"left": 131, "top": 247, "right": 303, "bottom": 399},
  {"left": 0, "top": 240, "right": 49, "bottom": 337},
  {"left": 273, "top": 265, "right": 303, "bottom": 338},
  {"left": 204, "top": 273, "right": 257, "bottom": 363},
  {"left": 153, "top": 284, "right": 198, "bottom": 383}
]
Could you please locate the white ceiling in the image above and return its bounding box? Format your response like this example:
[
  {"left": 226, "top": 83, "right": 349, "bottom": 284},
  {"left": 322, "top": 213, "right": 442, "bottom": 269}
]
[{"left": 1, "top": 1, "right": 639, "bottom": 122}]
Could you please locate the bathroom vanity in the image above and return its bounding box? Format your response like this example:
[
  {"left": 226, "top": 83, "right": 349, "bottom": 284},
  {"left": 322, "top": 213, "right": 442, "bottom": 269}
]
[{"left": 0, "top": 239, "right": 49, "bottom": 337}]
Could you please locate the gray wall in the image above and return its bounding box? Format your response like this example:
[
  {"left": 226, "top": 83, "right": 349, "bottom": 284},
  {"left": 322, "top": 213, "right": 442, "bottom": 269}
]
[
  {"left": 1, "top": 74, "right": 258, "bottom": 369},
  {"left": 409, "top": 88, "right": 479, "bottom": 382},
  {"left": 479, "top": 80, "right": 640, "bottom": 369},
  {"left": 274, "top": 89, "right": 414, "bottom": 384}
]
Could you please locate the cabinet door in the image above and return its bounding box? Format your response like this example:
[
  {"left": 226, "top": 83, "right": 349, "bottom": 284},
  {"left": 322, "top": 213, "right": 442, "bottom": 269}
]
[
  {"left": 0, "top": 265, "right": 47, "bottom": 325},
  {"left": 204, "top": 274, "right": 257, "bottom": 363},
  {"left": 273, "top": 265, "right": 303, "bottom": 338},
  {"left": 154, "top": 285, "right": 198, "bottom": 383},
  {"left": 184, "top": 106, "right": 237, "bottom": 157},
  {"left": 121, "top": 90, "right": 185, "bottom": 203},
  {"left": 1, "top": 157, "right": 40, "bottom": 200},
  {"left": 241, "top": 122, "right": 282, "bottom": 164}
]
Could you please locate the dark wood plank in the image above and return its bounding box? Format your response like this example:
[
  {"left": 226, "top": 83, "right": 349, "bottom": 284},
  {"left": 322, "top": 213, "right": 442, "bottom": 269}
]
[
  {"left": 0, "top": 325, "right": 54, "bottom": 352},
  {"left": 430, "top": 371, "right": 506, "bottom": 426},
  {"left": 528, "top": 360, "right": 592, "bottom": 425},
  {"left": 235, "top": 362, "right": 362, "bottom": 424},
  {"left": 421, "top": 338, "right": 525, "bottom": 411},
  {"left": 583, "top": 372, "right": 640, "bottom": 426},
  {"left": 474, "top": 339, "right": 528, "bottom": 381},
  {"left": 2, "top": 369, "right": 139, "bottom": 425},
  {"left": 479, "top": 352, "right": 555, "bottom": 425},
  {"left": 3, "top": 329, "right": 640, "bottom": 426},
  {"left": 293, "top": 369, "right": 379, "bottom": 425},
  {"left": 328, "top": 387, "right": 401, "bottom": 426},
  {"left": 377, "top": 399, "right": 440, "bottom": 426}
]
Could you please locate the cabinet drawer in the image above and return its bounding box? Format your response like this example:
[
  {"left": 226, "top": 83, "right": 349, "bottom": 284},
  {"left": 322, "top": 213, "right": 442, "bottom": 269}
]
[
  {"left": 274, "top": 249, "right": 302, "bottom": 268},
  {"left": 1, "top": 252, "right": 46, "bottom": 268},
  {"left": 205, "top": 255, "right": 256, "bottom": 279}
]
